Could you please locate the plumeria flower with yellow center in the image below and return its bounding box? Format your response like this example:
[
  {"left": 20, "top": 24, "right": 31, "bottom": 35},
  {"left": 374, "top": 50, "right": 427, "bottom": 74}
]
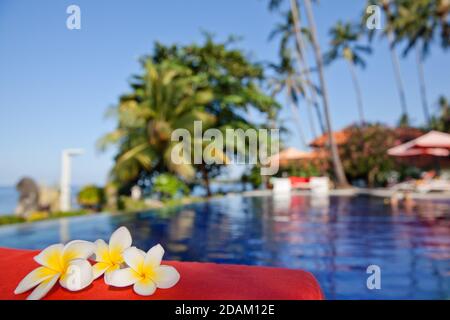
[
  {"left": 108, "top": 244, "right": 180, "bottom": 296},
  {"left": 92, "top": 226, "right": 133, "bottom": 283},
  {"left": 14, "top": 240, "right": 95, "bottom": 300}
]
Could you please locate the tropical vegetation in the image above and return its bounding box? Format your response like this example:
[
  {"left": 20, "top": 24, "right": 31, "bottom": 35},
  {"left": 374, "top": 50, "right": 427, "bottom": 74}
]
[
  {"left": 98, "top": 0, "right": 448, "bottom": 195},
  {"left": 153, "top": 173, "right": 189, "bottom": 201},
  {"left": 2, "top": 1, "right": 447, "bottom": 227},
  {"left": 99, "top": 36, "right": 279, "bottom": 199},
  {"left": 77, "top": 185, "right": 105, "bottom": 211},
  {"left": 325, "top": 21, "right": 372, "bottom": 125},
  {"left": 268, "top": 0, "right": 351, "bottom": 187},
  {"left": 339, "top": 125, "right": 398, "bottom": 187},
  {"left": 430, "top": 95, "right": 450, "bottom": 132}
]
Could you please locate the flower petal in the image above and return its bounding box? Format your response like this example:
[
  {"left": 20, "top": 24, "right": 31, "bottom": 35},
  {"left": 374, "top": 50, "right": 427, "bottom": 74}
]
[
  {"left": 144, "top": 244, "right": 164, "bottom": 269},
  {"left": 63, "top": 240, "right": 96, "bottom": 261},
  {"left": 153, "top": 265, "right": 180, "bottom": 289},
  {"left": 109, "top": 227, "right": 132, "bottom": 262},
  {"left": 33, "top": 244, "right": 64, "bottom": 271},
  {"left": 59, "top": 259, "right": 93, "bottom": 291},
  {"left": 133, "top": 278, "right": 156, "bottom": 296},
  {"left": 107, "top": 268, "right": 139, "bottom": 287},
  {"left": 94, "top": 239, "right": 110, "bottom": 262},
  {"left": 14, "top": 267, "right": 59, "bottom": 294},
  {"left": 123, "top": 246, "right": 145, "bottom": 272},
  {"left": 92, "top": 262, "right": 111, "bottom": 280},
  {"left": 26, "top": 274, "right": 59, "bottom": 300},
  {"left": 104, "top": 264, "right": 121, "bottom": 284}
]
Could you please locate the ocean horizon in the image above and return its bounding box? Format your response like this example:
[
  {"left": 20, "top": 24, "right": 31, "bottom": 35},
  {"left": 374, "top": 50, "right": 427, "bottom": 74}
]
[
  {"left": 0, "top": 186, "right": 81, "bottom": 216},
  {"left": 0, "top": 186, "right": 18, "bottom": 215}
]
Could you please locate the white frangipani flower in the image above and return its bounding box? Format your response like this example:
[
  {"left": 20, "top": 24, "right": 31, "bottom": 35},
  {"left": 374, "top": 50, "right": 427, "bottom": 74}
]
[
  {"left": 108, "top": 244, "right": 180, "bottom": 296},
  {"left": 92, "top": 226, "right": 133, "bottom": 283},
  {"left": 14, "top": 240, "right": 95, "bottom": 300}
]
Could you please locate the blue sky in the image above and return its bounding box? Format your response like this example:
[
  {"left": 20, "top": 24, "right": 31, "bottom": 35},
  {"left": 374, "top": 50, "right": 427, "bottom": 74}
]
[{"left": 0, "top": 0, "right": 448, "bottom": 186}]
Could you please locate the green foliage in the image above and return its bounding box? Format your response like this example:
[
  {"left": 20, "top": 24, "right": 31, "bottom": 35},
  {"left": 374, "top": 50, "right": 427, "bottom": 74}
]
[
  {"left": 49, "top": 210, "right": 89, "bottom": 219},
  {"left": 0, "top": 210, "right": 89, "bottom": 226},
  {"left": 398, "top": 113, "right": 411, "bottom": 128},
  {"left": 0, "top": 215, "right": 25, "bottom": 226},
  {"left": 398, "top": 165, "right": 422, "bottom": 181},
  {"left": 325, "top": 21, "right": 371, "bottom": 68},
  {"left": 361, "top": 0, "right": 449, "bottom": 55},
  {"left": 248, "top": 165, "right": 263, "bottom": 189},
  {"left": 281, "top": 163, "right": 321, "bottom": 178},
  {"left": 391, "top": 0, "right": 449, "bottom": 57},
  {"left": 29, "top": 210, "right": 89, "bottom": 221},
  {"left": 430, "top": 96, "right": 450, "bottom": 132},
  {"left": 99, "top": 36, "right": 279, "bottom": 194},
  {"left": 153, "top": 173, "right": 189, "bottom": 200},
  {"left": 118, "top": 196, "right": 150, "bottom": 212},
  {"left": 77, "top": 185, "right": 105, "bottom": 210},
  {"left": 339, "top": 124, "right": 397, "bottom": 187}
]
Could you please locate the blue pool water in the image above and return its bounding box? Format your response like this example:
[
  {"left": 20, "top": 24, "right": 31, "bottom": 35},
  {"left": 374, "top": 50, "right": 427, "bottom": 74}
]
[{"left": 0, "top": 194, "right": 448, "bottom": 299}]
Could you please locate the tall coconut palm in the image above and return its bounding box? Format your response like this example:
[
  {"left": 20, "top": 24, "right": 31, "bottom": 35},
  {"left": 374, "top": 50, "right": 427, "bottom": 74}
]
[
  {"left": 98, "top": 60, "right": 215, "bottom": 188},
  {"left": 391, "top": 0, "right": 449, "bottom": 127},
  {"left": 269, "top": 48, "right": 309, "bottom": 148},
  {"left": 303, "top": 0, "right": 349, "bottom": 187},
  {"left": 363, "top": 0, "right": 410, "bottom": 125},
  {"left": 382, "top": 0, "right": 411, "bottom": 125},
  {"left": 416, "top": 45, "right": 431, "bottom": 125},
  {"left": 269, "top": 0, "right": 349, "bottom": 186},
  {"left": 394, "top": 0, "right": 449, "bottom": 53},
  {"left": 325, "top": 21, "right": 372, "bottom": 126},
  {"left": 288, "top": 0, "right": 324, "bottom": 136},
  {"left": 269, "top": 9, "right": 323, "bottom": 137},
  {"left": 392, "top": 0, "right": 432, "bottom": 126}
]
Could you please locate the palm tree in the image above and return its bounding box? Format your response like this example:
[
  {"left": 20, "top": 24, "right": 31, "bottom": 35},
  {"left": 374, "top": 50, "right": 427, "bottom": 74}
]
[
  {"left": 415, "top": 45, "right": 431, "bottom": 126},
  {"left": 269, "top": 48, "right": 308, "bottom": 148},
  {"left": 392, "top": 0, "right": 432, "bottom": 126},
  {"left": 325, "top": 21, "right": 372, "bottom": 126},
  {"left": 382, "top": 0, "right": 411, "bottom": 125},
  {"left": 303, "top": 0, "right": 349, "bottom": 187},
  {"left": 430, "top": 95, "right": 450, "bottom": 132},
  {"left": 98, "top": 60, "right": 215, "bottom": 188},
  {"left": 391, "top": 0, "right": 449, "bottom": 127},
  {"left": 101, "top": 37, "right": 280, "bottom": 196},
  {"left": 394, "top": 0, "right": 449, "bottom": 53},
  {"left": 269, "top": 0, "right": 349, "bottom": 186},
  {"left": 269, "top": 8, "right": 323, "bottom": 137},
  {"left": 288, "top": 0, "right": 324, "bottom": 136},
  {"left": 364, "top": 0, "right": 410, "bottom": 125}
]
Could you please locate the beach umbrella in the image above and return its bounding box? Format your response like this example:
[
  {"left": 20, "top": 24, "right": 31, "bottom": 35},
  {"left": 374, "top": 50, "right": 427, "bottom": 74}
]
[
  {"left": 387, "top": 131, "right": 450, "bottom": 156},
  {"left": 269, "top": 147, "right": 317, "bottom": 167},
  {"left": 388, "top": 147, "right": 449, "bottom": 157},
  {"left": 387, "top": 131, "right": 450, "bottom": 170}
]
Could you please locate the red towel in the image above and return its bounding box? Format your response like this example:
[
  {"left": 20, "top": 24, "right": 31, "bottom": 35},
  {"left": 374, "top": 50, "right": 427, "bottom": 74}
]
[{"left": 0, "top": 247, "right": 324, "bottom": 300}]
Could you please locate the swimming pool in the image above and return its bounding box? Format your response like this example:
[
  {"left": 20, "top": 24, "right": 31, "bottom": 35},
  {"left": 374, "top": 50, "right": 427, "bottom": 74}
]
[{"left": 0, "top": 194, "right": 448, "bottom": 299}]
